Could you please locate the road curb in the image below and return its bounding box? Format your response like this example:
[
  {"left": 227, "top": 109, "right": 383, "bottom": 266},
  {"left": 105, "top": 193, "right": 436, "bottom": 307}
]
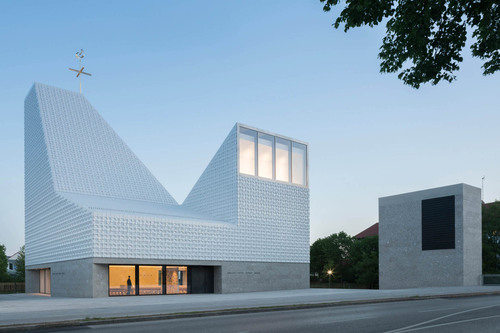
[{"left": 2, "top": 291, "right": 500, "bottom": 332}]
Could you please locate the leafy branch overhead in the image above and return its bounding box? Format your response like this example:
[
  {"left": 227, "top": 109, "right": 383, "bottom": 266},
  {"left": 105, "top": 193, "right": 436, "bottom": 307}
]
[{"left": 320, "top": 0, "right": 500, "bottom": 88}]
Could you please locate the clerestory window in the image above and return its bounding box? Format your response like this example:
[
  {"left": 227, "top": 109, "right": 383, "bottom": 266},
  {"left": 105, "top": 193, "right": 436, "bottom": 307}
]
[{"left": 238, "top": 126, "right": 307, "bottom": 186}]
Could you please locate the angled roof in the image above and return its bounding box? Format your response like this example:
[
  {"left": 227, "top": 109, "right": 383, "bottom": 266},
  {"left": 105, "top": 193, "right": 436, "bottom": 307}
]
[
  {"left": 28, "top": 83, "right": 178, "bottom": 205},
  {"left": 26, "top": 83, "right": 241, "bottom": 223},
  {"left": 7, "top": 251, "right": 20, "bottom": 261},
  {"left": 354, "top": 223, "right": 379, "bottom": 239}
]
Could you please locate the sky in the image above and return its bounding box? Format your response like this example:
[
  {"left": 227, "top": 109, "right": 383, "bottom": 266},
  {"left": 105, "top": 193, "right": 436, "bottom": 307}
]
[{"left": 1, "top": 1, "right": 499, "bottom": 256}]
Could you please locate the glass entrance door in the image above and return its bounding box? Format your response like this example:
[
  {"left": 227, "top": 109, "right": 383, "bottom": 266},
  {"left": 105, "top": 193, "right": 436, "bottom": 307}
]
[{"left": 39, "top": 269, "right": 51, "bottom": 294}]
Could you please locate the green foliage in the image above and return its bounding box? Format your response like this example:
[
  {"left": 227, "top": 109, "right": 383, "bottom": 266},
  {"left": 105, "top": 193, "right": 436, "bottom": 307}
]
[
  {"left": 310, "top": 232, "right": 378, "bottom": 287},
  {"left": 15, "top": 245, "right": 25, "bottom": 282},
  {"left": 0, "top": 244, "right": 10, "bottom": 282},
  {"left": 483, "top": 202, "right": 500, "bottom": 274},
  {"left": 310, "top": 232, "right": 355, "bottom": 283},
  {"left": 351, "top": 236, "right": 379, "bottom": 288},
  {"left": 320, "top": 0, "right": 500, "bottom": 88}
]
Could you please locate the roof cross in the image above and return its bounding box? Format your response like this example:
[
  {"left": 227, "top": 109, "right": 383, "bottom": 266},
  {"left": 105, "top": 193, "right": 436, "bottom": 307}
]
[{"left": 68, "top": 49, "right": 92, "bottom": 93}]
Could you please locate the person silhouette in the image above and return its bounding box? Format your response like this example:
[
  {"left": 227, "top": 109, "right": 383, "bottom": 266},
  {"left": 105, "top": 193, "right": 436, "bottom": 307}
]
[{"left": 127, "top": 276, "right": 132, "bottom": 295}]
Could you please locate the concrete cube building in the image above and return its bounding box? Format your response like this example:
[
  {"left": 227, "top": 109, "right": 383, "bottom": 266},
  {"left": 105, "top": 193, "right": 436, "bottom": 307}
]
[
  {"left": 379, "top": 184, "right": 482, "bottom": 289},
  {"left": 25, "top": 83, "right": 310, "bottom": 297}
]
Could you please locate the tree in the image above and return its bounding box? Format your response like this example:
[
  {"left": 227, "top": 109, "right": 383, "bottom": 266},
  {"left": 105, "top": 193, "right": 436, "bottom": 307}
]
[
  {"left": 320, "top": 0, "right": 500, "bottom": 88},
  {"left": 0, "top": 244, "right": 10, "bottom": 282},
  {"left": 15, "top": 245, "right": 25, "bottom": 282},
  {"left": 310, "top": 232, "right": 355, "bottom": 283},
  {"left": 351, "top": 236, "right": 379, "bottom": 288},
  {"left": 483, "top": 202, "right": 500, "bottom": 274}
]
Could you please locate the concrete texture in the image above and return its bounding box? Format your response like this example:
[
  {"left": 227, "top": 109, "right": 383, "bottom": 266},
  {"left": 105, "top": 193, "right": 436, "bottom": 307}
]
[
  {"left": 27, "top": 258, "right": 309, "bottom": 297},
  {"left": 1, "top": 286, "right": 500, "bottom": 328},
  {"left": 379, "top": 183, "right": 482, "bottom": 289}
]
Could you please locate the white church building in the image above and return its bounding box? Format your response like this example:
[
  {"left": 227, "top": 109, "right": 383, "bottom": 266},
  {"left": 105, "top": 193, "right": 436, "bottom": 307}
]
[{"left": 25, "top": 83, "right": 310, "bottom": 297}]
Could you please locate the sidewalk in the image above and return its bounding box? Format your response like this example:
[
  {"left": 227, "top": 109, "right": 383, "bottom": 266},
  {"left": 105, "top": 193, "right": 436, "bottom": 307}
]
[{"left": 1, "top": 286, "right": 500, "bottom": 331}]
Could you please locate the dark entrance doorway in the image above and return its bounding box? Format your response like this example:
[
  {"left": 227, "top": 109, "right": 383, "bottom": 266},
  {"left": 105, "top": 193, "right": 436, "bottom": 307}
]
[{"left": 188, "top": 266, "right": 214, "bottom": 294}]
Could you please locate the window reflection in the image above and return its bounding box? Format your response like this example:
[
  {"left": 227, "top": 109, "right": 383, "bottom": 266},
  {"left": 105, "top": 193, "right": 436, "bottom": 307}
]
[
  {"left": 139, "top": 266, "right": 162, "bottom": 295},
  {"left": 109, "top": 265, "right": 135, "bottom": 296},
  {"left": 275, "top": 138, "right": 290, "bottom": 182},
  {"left": 239, "top": 128, "right": 257, "bottom": 176},
  {"left": 258, "top": 133, "right": 273, "bottom": 179},
  {"left": 292, "top": 142, "right": 306, "bottom": 185}
]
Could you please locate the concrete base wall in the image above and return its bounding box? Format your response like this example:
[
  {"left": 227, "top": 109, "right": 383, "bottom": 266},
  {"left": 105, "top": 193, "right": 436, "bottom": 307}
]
[
  {"left": 379, "top": 183, "right": 482, "bottom": 289},
  {"left": 25, "top": 269, "right": 40, "bottom": 293},
  {"left": 27, "top": 258, "right": 94, "bottom": 297},
  {"left": 27, "top": 258, "right": 309, "bottom": 297}
]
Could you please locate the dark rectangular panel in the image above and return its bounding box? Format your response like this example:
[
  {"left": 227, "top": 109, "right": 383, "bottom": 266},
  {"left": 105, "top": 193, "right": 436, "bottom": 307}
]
[
  {"left": 422, "top": 195, "right": 455, "bottom": 251},
  {"left": 188, "top": 266, "right": 214, "bottom": 294}
]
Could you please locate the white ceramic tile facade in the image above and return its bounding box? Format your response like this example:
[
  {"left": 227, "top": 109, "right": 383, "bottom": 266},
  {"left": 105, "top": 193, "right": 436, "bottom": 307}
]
[
  {"left": 25, "top": 86, "right": 93, "bottom": 266},
  {"left": 33, "top": 83, "right": 177, "bottom": 205},
  {"left": 25, "top": 83, "right": 310, "bottom": 266}
]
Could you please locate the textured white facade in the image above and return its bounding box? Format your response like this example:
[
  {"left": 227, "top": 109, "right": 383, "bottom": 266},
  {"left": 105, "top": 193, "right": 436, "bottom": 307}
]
[{"left": 25, "top": 83, "right": 310, "bottom": 269}]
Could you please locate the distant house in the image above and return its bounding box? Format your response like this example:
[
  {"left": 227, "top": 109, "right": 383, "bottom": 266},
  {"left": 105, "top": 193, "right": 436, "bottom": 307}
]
[
  {"left": 354, "top": 223, "right": 379, "bottom": 239},
  {"left": 7, "top": 252, "right": 20, "bottom": 275}
]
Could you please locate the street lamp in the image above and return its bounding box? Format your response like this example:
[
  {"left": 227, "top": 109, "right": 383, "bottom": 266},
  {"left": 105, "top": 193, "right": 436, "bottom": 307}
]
[{"left": 327, "top": 269, "right": 333, "bottom": 288}]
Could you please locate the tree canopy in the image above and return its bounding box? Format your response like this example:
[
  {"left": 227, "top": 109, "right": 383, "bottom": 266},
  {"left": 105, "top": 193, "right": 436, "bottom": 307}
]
[
  {"left": 320, "top": 0, "right": 500, "bottom": 88},
  {"left": 483, "top": 202, "right": 500, "bottom": 274},
  {"left": 0, "top": 244, "right": 9, "bottom": 282},
  {"left": 310, "top": 232, "right": 379, "bottom": 288},
  {"left": 15, "top": 245, "right": 25, "bottom": 282}
]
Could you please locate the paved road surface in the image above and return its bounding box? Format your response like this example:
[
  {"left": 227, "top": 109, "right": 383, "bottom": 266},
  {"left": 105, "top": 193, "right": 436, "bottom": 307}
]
[
  {"left": 2, "top": 286, "right": 500, "bottom": 326},
  {"left": 45, "top": 295, "right": 500, "bottom": 333}
]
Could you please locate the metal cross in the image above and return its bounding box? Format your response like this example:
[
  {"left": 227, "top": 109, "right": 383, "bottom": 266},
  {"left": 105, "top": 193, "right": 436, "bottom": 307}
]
[{"left": 69, "top": 49, "right": 92, "bottom": 93}]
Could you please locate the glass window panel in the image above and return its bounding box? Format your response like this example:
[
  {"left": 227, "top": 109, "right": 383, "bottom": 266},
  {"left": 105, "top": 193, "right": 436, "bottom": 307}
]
[
  {"left": 258, "top": 133, "right": 273, "bottom": 179},
  {"left": 275, "top": 138, "right": 290, "bottom": 182},
  {"left": 167, "top": 266, "right": 188, "bottom": 294},
  {"left": 292, "top": 142, "right": 307, "bottom": 185},
  {"left": 239, "top": 128, "right": 256, "bottom": 176},
  {"left": 109, "top": 265, "right": 136, "bottom": 296},
  {"left": 139, "top": 266, "right": 162, "bottom": 295}
]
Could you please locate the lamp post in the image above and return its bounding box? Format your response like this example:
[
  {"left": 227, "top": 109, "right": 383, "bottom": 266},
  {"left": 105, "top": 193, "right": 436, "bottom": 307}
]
[{"left": 327, "top": 270, "right": 333, "bottom": 288}]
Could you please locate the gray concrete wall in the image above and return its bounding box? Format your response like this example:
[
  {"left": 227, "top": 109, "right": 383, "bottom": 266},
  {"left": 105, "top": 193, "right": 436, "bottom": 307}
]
[
  {"left": 379, "top": 183, "right": 481, "bottom": 289},
  {"left": 220, "top": 261, "right": 309, "bottom": 293},
  {"left": 29, "top": 257, "right": 309, "bottom": 297},
  {"left": 27, "top": 258, "right": 95, "bottom": 297},
  {"left": 462, "top": 185, "right": 483, "bottom": 286},
  {"left": 25, "top": 269, "right": 39, "bottom": 293}
]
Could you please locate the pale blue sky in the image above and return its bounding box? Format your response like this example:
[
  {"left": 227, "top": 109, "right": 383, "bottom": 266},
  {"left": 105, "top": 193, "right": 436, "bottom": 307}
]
[{"left": 1, "top": 1, "right": 499, "bottom": 255}]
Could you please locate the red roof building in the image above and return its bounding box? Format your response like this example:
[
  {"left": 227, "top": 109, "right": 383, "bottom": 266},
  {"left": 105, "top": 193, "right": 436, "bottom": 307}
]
[{"left": 354, "top": 223, "right": 379, "bottom": 239}]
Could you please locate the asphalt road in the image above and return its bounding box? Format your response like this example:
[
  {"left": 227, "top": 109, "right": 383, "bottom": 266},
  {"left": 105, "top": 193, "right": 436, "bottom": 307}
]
[{"left": 41, "top": 295, "right": 500, "bottom": 333}]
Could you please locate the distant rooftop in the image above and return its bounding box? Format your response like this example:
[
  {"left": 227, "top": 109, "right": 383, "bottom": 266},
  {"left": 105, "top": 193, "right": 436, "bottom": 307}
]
[{"left": 354, "top": 223, "right": 379, "bottom": 239}]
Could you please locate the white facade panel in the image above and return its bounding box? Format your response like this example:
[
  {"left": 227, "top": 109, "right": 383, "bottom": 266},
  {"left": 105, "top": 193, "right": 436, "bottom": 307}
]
[{"left": 25, "top": 83, "right": 310, "bottom": 267}]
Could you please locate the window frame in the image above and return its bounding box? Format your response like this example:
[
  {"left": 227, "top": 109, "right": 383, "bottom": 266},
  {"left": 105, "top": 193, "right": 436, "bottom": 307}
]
[{"left": 237, "top": 124, "right": 308, "bottom": 187}]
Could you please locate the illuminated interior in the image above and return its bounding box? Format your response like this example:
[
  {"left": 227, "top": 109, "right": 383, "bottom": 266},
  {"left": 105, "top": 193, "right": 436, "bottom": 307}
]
[
  {"left": 109, "top": 265, "right": 136, "bottom": 296},
  {"left": 275, "top": 138, "right": 290, "bottom": 182},
  {"left": 139, "top": 266, "right": 162, "bottom": 295},
  {"left": 258, "top": 133, "right": 273, "bottom": 179},
  {"left": 239, "top": 128, "right": 256, "bottom": 176},
  {"left": 109, "top": 265, "right": 189, "bottom": 296},
  {"left": 239, "top": 126, "right": 307, "bottom": 186},
  {"left": 167, "top": 266, "right": 188, "bottom": 294}
]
